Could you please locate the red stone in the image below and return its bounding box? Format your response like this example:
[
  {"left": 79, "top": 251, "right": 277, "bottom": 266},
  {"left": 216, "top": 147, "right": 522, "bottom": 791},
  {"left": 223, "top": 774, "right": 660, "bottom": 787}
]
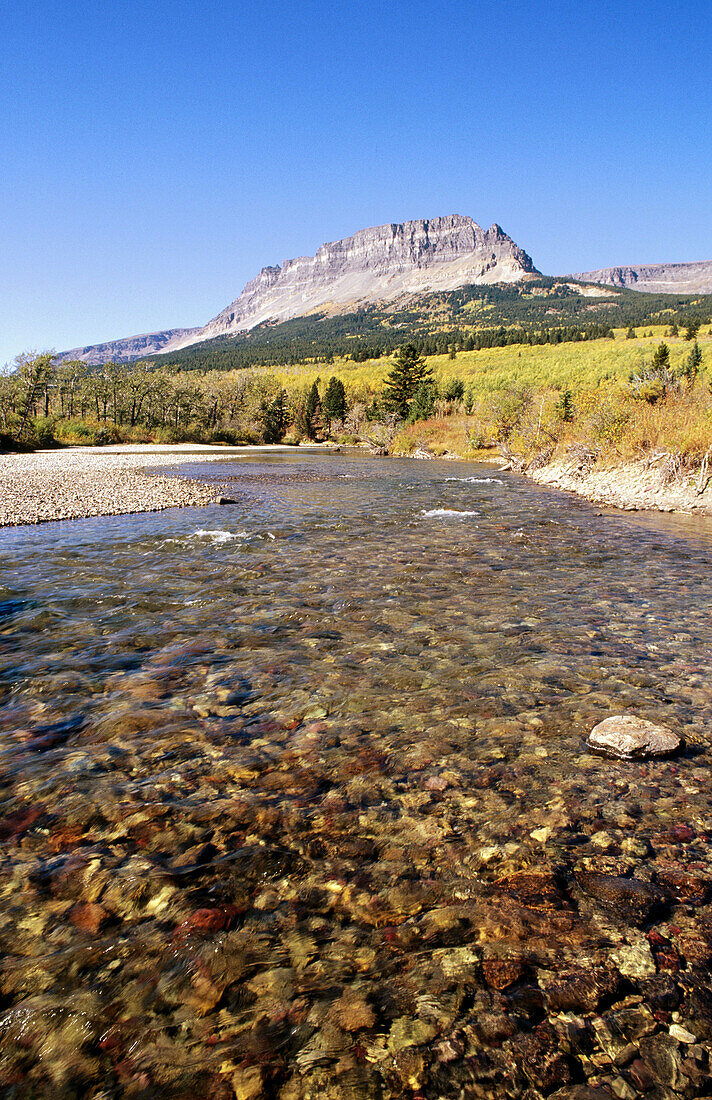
[
  {"left": 0, "top": 805, "right": 44, "bottom": 841},
  {"left": 172, "top": 904, "right": 243, "bottom": 939},
  {"left": 70, "top": 902, "right": 109, "bottom": 934}
]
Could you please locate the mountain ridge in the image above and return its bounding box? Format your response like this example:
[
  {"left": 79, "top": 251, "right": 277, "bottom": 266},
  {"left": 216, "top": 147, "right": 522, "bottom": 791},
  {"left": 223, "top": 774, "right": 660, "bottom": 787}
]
[
  {"left": 571, "top": 260, "right": 712, "bottom": 294},
  {"left": 52, "top": 216, "right": 712, "bottom": 367}
]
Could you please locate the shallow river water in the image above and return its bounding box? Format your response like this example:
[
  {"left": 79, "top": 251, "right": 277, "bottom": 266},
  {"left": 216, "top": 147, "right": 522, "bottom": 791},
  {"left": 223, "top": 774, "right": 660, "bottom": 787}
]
[{"left": 1, "top": 452, "right": 712, "bottom": 1099}]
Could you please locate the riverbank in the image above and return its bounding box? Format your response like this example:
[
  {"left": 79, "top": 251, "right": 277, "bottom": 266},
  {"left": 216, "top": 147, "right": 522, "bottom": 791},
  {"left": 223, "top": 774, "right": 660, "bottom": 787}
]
[
  {"left": 0, "top": 443, "right": 345, "bottom": 527},
  {"left": 0, "top": 448, "right": 219, "bottom": 526},
  {"left": 525, "top": 452, "right": 712, "bottom": 515},
  {"left": 0, "top": 443, "right": 342, "bottom": 527}
]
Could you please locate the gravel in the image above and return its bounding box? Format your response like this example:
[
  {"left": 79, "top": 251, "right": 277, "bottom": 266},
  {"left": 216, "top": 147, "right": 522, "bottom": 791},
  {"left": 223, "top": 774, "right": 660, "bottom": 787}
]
[{"left": 0, "top": 447, "right": 218, "bottom": 526}]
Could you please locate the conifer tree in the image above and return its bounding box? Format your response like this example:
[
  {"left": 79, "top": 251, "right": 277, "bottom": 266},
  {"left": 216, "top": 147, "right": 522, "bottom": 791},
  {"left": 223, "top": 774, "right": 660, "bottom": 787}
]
[
  {"left": 682, "top": 340, "right": 703, "bottom": 381},
  {"left": 304, "top": 380, "right": 323, "bottom": 439},
  {"left": 382, "top": 344, "right": 433, "bottom": 419},
  {"left": 322, "top": 377, "right": 347, "bottom": 427},
  {"left": 651, "top": 342, "right": 670, "bottom": 371}
]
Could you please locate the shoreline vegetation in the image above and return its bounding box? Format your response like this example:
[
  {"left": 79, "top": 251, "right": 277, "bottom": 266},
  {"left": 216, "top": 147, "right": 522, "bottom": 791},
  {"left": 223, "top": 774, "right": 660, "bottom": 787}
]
[{"left": 3, "top": 322, "right": 712, "bottom": 521}]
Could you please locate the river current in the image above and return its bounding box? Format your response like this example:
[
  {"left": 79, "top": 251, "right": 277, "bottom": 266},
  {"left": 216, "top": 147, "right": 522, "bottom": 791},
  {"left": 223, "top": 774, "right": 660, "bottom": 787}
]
[{"left": 1, "top": 452, "right": 712, "bottom": 1098}]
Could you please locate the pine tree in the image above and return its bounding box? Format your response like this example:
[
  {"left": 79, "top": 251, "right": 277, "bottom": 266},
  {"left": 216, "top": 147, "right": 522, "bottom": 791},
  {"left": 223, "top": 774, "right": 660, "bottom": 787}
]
[
  {"left": 382, "top": 344, "right": 433, "bottom": 419},
  {"left": 322, "top": 377, "right": 347, "bottom": 427},
  {"left": 304, "top": 380, "right": 323, "bottom": 439},
  {"left": 555, "top": 389, "right": 575, "bottom": 422},
  {"left": 626, "top": 327, "right": 636, "bottom": 339},
  {"left": 651, "top": 342, "right": 670, "bottom": 371},
  {"left": 684, "top": 317, "right": 701, "bottom": 341},
  {"left": 681, "top": 340, "right": 703, "bottom": 381}
]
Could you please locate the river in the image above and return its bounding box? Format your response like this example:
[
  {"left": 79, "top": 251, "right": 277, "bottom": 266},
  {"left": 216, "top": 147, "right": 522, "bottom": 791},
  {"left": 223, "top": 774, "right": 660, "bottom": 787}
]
[{"left": 1, "top": 452, "right": 711, "bottom": 1097}]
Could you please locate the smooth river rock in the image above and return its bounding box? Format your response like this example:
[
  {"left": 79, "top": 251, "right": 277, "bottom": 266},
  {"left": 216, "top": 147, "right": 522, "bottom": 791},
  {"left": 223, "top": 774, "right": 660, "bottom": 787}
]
[{"left": 587, "top": 715, "right": 680, "bottom": 758}]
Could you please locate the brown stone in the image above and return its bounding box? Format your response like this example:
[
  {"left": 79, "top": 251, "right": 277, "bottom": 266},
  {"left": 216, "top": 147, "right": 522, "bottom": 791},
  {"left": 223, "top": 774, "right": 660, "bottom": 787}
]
[
  {"left": 482, "top": 954, "right": 524, "bottom": 990},
  {"left": 575, "top": 872, "right": 664, "bottom": 923},
  {"left": 69, "top": 902, "right": 109, "bottom": 934},
  {"left": 656, "top": 869, "right": 709, "bottom": 905},
  {"left": 543, "top": 967, "right": 620, "bottom": 1013},
  {"left": 332, "top": 993, "right": 376, "bottom": 1032},
  {"left": 494, "top": 869, "right": 569, "bottom": 911}
]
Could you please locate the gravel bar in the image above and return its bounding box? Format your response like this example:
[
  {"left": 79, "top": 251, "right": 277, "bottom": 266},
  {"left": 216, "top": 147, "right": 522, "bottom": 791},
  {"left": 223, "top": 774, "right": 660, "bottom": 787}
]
[{"left": 0, "top": 448, "right": 219, "bottom": 527}]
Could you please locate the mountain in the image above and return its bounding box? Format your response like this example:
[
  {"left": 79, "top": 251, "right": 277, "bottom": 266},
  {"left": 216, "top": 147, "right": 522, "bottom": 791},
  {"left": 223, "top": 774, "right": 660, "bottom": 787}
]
[
  {"left": 55, "top": 328, "right": 201, "bottom": 366},
  {"left": 572, "top": 261, "right": 712, "bottom": 295},
  {"left": 55, "top": 216, "right": 539, "bottom": 364},
  {"left": 166, "top": 216, "right": 540, "bottom": 352}
]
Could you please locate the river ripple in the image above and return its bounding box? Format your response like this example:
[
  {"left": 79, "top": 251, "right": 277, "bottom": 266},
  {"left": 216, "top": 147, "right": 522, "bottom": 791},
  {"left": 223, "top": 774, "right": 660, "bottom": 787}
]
[{"left": 1, "top": 453, "right": 712, "bottom": 1097}]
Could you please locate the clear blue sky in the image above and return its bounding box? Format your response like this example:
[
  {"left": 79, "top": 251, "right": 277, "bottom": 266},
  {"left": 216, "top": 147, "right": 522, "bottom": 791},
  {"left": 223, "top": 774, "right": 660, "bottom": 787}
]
[{"left": 2, "top": 0, "right": 711, "bottom": 365}]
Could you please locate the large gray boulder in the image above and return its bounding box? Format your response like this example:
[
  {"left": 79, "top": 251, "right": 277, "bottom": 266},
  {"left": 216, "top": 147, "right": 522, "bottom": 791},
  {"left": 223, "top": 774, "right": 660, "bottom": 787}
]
[{"left": 587, "top": 715, "right": 680, "bottom": 758}]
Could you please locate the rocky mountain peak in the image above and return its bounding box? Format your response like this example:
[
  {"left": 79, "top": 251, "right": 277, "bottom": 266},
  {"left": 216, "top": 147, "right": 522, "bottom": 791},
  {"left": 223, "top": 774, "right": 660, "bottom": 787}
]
[{"left": 165, "top": 215, "right": 539, "bottom": 352}]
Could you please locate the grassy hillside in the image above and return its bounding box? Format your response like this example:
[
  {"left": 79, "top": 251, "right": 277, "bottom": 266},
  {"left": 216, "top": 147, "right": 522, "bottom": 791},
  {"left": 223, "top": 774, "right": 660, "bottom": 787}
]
[{"left": 264, "top": 326, "right": 710, "bottom": 396}]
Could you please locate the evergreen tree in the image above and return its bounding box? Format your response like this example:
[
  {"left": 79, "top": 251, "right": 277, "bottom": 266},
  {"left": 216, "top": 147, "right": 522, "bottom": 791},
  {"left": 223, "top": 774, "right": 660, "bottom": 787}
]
[
  {"left": 681, "top": 340, "right": 703, "bottom": 381},
  {"left": 322, "top": 377, "right": 347, "bottom": 427},
  {"left": 408, "top": 379, "right": 438, "bottom": 422},
  {"left": 684, "top": 317, "right": 701, "bottom": 341},
  {"left": 651, "top": 342, "right": 671, "bottom": 371},
  {"left": 382, "top": 344, "right": 433, "bottom": 419},
  {"left": 555, "top": 388, "right": 575, "bottom": 422},
  {"left": 626, "top": 327, "right": 636, "bottom": 339},
  {"left": 670, "top": 321, "right": 679, "bottom": 337},
  {"left": 304, "top": 380, "right": 323, "bottom": 439}
]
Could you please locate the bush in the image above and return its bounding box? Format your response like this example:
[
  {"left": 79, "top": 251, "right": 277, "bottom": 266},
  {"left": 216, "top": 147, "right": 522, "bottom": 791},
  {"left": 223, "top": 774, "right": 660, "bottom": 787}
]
[
  {"left": 29, "top": 416, "right": 57, "bottom": 447},
  {"left": 488, "top": 385, "right": 532, "bottom": 441}
]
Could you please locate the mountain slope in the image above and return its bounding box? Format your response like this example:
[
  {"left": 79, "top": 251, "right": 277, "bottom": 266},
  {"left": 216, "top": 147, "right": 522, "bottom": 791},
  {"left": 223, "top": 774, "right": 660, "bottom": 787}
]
[{"left": 572, "top": 260, "right": 712, "bottom": 294}]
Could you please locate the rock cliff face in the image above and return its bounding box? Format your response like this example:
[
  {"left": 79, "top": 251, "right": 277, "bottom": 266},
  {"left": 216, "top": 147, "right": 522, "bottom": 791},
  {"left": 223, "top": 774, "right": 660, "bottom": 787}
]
[
  {"left": 572, "top": 261, "right": 712, "bottom": 294},
  {"left": 165, "top": 216, "right": 539, "bottom": 351},
  {"left": 55, "top": 328, "right": 201, "bottom": 366}
]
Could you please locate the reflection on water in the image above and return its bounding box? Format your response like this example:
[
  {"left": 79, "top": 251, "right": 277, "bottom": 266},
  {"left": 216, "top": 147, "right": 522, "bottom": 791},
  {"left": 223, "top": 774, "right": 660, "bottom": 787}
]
[{"left": 1, "top": 453, "right": 712, "bottom": 1097}]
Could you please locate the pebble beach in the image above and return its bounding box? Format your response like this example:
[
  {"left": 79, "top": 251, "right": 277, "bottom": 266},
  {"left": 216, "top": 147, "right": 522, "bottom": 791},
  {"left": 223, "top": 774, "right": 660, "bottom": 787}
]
[{"left": 0, "top": 445, "right": 237, "bottom": 526}]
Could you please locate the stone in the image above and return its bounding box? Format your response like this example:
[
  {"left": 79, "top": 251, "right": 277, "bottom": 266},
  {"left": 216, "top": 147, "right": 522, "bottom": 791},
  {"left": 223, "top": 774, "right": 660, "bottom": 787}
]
[
  {"left": 575, "top": 872, "right": 664, "bottom": 923},
  {"left": 542, "top": 967, "right": 620, "bottom": 1014},
  {"left": 482, "top": 954, "right": 524, "bottom": 991},
  {"left": 587, "top": 715, "right": 680, "bottom": 758},
  {"left": 332, "top": 993, "right": 375, "bottom": 1032},
  {"left": 231, "top": 1066, "right": 263, "bottom": 1100},
  {"left": 669, "top": 1024, "right": 696, "bottom": 1044},
  {"left": 519, "top": 1023, "right": 574, "bottom": 1091},
  {"left": 387, "top": 1017, "right": 438, "bottom": 1053},
  {"left": 494, "top": 868, "right": 570, "bottom": 911},
  {"left": 69, "top": 902, "right": 109, "bottom": 934}
]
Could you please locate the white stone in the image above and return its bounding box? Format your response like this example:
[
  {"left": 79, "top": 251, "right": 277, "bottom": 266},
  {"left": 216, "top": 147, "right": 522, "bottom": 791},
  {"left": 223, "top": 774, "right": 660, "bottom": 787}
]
[{"left": 587, "top": 715, "right": 680, "bottom": 758}]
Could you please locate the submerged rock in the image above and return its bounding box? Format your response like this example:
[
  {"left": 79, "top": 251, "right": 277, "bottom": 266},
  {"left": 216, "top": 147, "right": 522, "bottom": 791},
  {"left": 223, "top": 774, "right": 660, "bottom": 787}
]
[{"left": 587, "top": 715, "right": 681, "bottom": 758}]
